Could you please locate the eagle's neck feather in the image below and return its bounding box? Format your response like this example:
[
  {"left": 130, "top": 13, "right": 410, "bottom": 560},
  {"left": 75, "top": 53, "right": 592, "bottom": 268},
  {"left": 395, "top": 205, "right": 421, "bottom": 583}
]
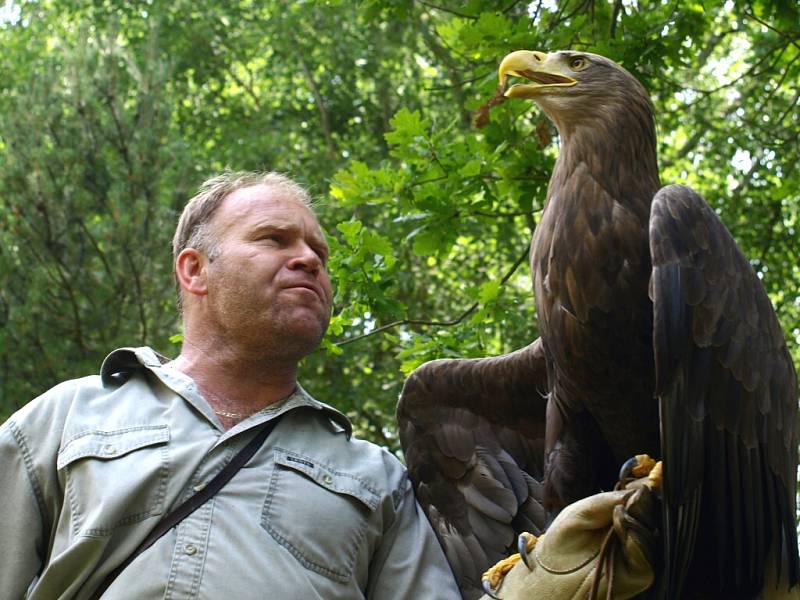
[{"left": 549, "top": 97, "right": 661, "bottom": 217}]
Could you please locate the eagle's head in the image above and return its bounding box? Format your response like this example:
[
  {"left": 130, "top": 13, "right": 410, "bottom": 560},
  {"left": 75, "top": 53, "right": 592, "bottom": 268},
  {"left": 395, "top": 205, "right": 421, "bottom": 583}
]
[{"left": 498, "top": 50, "right": 651, "bottom": 130}]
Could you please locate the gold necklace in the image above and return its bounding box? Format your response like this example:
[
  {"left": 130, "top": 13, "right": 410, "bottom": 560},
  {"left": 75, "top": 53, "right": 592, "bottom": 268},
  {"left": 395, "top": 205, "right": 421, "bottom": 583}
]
[{"left": 214, "top": 408, "right": 256, "bottom": 419}]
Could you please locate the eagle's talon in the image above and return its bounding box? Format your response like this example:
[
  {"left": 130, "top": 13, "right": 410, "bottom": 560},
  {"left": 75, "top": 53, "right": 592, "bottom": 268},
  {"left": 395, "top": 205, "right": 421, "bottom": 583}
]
[
  {"left": 481, "top": 578, "right": 501, "bottom": 599},
  {"left": 619, "top": 455, "right": 639, "bottom": 481},
  {"left": 482, "top": 546, "right": 531, "bottom": 598},
  {"left": 517, "top": 532, "right": 537, "bottom": 571}
]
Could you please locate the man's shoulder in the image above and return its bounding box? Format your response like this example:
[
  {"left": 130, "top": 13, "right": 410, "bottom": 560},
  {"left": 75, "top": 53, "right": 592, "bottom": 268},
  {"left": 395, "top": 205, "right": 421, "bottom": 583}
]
[
  {"left": 5, "top": 346, "right": 165, "bottom": 434},
  {"left": 8, "top": 374, "right": 103, "bottom": 426},
  {"left": 0, "top": 374, "right": 107, "bottom": 471},
  {"left": 342, "top": 432, "right": 408, "bottom": 483}
]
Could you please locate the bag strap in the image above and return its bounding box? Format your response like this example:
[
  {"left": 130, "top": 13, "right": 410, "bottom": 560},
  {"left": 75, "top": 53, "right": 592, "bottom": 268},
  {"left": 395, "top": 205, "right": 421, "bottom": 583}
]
[{"left": 89, "top": 415, "right": 281, "bottom": 600}]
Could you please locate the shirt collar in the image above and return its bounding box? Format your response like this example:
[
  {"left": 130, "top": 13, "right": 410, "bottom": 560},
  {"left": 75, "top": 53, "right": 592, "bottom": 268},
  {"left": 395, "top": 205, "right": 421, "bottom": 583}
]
[
  {"left": 290, "top": 383, "right": 353, "bottom": 437},
  {"left": 100, "top": 346, "right": 167, "bottom": 385},
  {"left": 99, "top": 347, "right": 353, "bottom": 438}
]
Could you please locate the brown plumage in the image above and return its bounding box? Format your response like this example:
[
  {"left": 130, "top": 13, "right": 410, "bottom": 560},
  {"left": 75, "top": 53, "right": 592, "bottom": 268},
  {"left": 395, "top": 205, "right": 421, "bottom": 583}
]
[
  {"left": 397, "top": 50, "right": 799, "bottom": 599},
  {"left": 398, "top": 342, "right": 549, "bottom": 595}
]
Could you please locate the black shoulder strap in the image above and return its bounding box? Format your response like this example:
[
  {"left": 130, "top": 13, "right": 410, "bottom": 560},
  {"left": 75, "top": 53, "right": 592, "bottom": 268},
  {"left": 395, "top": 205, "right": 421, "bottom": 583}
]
[{"left": 89, "top": 416, "right": 281, "bottom": 599}]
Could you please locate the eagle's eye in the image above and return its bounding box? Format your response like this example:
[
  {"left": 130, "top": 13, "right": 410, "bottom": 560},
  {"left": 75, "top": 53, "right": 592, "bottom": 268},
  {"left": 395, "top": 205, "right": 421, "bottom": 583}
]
[{"left": 569, "top": 56, "right": 588, "bottom": 71}]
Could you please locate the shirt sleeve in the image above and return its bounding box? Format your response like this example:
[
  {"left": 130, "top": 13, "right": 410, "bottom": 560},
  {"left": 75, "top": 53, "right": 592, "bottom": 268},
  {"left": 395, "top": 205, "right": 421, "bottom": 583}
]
[
  {"left": 365, "top": 475, "right": 462, "bottom": 600},
  {"left": 0, "top": 421, "right": 47, "bottom": 598}
]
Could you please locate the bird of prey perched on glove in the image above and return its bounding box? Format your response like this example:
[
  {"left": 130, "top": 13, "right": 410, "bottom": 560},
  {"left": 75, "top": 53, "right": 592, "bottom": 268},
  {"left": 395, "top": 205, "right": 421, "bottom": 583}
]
[{"left": 397, "top": 49, "right": 799, "bottom": 600}]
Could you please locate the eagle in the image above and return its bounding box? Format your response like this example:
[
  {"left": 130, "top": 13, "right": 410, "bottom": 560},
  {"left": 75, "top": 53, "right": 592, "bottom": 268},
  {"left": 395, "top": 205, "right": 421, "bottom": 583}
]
[{"left": 397, "top": 50, "right": 799, "bottom": 599}]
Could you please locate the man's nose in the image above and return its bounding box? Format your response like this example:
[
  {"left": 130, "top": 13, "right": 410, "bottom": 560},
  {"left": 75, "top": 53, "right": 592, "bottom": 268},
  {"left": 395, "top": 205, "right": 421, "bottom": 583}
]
[{"left": 287, "top": 241, "right": 323, "bottom": 273}]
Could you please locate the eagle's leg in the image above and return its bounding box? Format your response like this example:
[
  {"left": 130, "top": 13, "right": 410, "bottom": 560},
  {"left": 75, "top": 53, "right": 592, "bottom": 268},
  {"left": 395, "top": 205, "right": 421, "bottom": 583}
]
[{"left": 543, "top": 396, "right": 618, "bottom": 523}]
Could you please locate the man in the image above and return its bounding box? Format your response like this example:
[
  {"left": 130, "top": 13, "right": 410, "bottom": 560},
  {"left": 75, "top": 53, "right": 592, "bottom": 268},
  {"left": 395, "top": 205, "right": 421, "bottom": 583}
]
[{"left": 0, "top": 171, "right": 461, "bottom": 599}]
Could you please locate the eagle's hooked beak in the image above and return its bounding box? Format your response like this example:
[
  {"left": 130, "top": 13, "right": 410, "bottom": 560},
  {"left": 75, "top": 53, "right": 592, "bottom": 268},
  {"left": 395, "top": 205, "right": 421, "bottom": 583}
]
[{"left": 498, "top": 50, "right": 577, "bottom": 98}]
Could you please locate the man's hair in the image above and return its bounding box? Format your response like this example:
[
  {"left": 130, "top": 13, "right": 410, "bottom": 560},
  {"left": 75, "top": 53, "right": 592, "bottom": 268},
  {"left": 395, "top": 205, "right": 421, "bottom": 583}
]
[{"left": 172, "top": 170, "right": 313, "bottom": 308}]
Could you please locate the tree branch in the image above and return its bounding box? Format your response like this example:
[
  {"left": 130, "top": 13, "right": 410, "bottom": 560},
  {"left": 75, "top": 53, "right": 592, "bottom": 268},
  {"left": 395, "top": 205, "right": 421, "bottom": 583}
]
[
  {"left": 424, "top": 70, "right": 493, "bottom": 92},
  {"left": 224, "top": 62, "right": 264, "bottom": 111},
  {"left": 469, "top": 209, "right": 533, "bottom": 218},
  {"left": 417, "top": 16, "right": 472, "bottom": 124},
  {"left": 76, "top": 218, "right": 117, "bottom": 281},
  {"left": 18, "top": 207, "right": 90, "bottom": 352},
  {"left": 415, "top": 0, "right": 477, "bottom": 20},
  {"left": 334, "top": 240, "right": 531, "bottom": 347},
  {"left": 777, "top": 89, "right": 800, "bottom": 124},
  {"left": 298, "top": 55, "right": 338, "bottom": 159},
  {"left": 681, "top": 40, "right": 791, "bottom": 96},
  {"left": 102, "top": 90, "right": 136, "bottom": 183},
  {"left": 743, "top": 10, "right": 800, "bottom": 51},
  {"left": 502, "top": 0, "right": 526, "bottom": 14},
  {"left": 121, "top": 243, "right": 149, "bottom": 345},
  {"left": 695, "top": 29, "right": 738, "bottom": 69},
  {"left": 610, "top": 0, "right": 624, "bottom": 39},
  {"left": 761, "top": 48, "right": 800, "bottom": 106}
]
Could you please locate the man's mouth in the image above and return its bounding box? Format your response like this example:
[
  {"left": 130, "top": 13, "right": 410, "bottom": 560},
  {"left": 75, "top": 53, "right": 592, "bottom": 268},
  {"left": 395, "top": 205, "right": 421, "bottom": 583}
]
[{"left": 284, "top": 283, "right": 323, "bottom": 301}]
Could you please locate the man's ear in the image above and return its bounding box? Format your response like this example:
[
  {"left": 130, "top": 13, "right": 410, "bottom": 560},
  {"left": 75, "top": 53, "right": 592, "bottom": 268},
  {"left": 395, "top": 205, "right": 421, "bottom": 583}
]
[{"left": 175, "top": 248, "right": 209, "bottom": 298}]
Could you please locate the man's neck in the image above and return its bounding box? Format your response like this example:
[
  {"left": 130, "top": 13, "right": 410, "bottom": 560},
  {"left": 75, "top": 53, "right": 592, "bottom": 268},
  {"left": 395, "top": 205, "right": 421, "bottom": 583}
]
[{"left": 173, "top": 340, "right": 299, "bottom": 421}]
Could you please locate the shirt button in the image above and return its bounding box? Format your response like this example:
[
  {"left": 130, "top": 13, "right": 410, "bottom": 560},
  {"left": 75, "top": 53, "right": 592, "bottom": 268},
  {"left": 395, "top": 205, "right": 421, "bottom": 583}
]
[
  {"left": 193, "top": 483, "right": 206, "bottom": 492},
  {"left": 102, "top": 444, "right": 116, "bottom": 455},
  {"left": 322, "top": 474, "right": 333, "bottom": 485},
  {"left": 184, "top": 544, "right": 198, "bottom": 556}
]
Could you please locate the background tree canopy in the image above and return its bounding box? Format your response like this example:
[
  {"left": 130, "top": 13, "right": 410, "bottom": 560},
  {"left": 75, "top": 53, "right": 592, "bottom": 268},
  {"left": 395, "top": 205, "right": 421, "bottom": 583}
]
[{"left": 1, "top": 0, "right": 798, "bottom": 457}]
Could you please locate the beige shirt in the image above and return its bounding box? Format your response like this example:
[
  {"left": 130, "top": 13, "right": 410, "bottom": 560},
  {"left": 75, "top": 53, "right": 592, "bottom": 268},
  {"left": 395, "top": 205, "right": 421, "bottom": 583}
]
[{"left": 0, "top": 347, "right": 460, "bottom": 600}]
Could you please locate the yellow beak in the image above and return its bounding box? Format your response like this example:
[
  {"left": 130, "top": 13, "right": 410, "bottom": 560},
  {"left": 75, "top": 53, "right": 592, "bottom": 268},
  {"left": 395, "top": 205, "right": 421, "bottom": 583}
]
[{"left": 498, "top": 50, "right": 577, "bottom": 98}]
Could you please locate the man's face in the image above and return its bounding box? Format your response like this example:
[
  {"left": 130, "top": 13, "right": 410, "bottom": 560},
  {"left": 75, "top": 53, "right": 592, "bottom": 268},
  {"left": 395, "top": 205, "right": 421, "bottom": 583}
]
[{"left": 202, "top": 184, "right": 333, "bottom": 359}]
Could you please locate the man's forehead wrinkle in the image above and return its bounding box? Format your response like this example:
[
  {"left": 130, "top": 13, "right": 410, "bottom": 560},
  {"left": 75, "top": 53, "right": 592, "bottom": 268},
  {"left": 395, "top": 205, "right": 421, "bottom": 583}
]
[{"left": 252, "top": 221, "right": 300, "bottom": 233}]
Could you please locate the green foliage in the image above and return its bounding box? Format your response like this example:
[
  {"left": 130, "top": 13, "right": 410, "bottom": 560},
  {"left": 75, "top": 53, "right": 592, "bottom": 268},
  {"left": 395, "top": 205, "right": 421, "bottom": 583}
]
[
  {"left": 0, "top": 20, "right": 184, "bottom": 408},
  {"left": 1, "top": 1, "right": 798, "bottom": 471}
]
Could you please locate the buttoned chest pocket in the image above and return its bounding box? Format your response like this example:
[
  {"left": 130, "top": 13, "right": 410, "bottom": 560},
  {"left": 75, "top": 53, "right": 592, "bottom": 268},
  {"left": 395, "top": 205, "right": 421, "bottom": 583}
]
[
  {"left": 262, "top": 448, "right": 379, "bottom": 582},
  {"left": 57, "top": 425, "right": 170, "bottom": 537}
]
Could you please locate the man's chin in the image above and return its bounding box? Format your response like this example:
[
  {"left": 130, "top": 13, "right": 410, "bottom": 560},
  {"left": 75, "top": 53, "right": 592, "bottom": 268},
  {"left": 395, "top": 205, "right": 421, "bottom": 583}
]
[
  {"left": 229, "top": 304, "right": 330, "bottom": 359},
  {"left": 275, "top": 313, "right": 329, "bottom": 354}
]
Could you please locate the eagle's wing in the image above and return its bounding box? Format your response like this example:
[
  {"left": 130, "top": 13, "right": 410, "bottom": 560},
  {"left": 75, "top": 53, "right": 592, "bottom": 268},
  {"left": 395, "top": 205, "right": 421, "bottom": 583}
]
[
  {"left": 649, "top": 184, "right": 799, "bottom": 598},
  {"left": 397, "top": 339, "right": 549, "bottom": 599}
]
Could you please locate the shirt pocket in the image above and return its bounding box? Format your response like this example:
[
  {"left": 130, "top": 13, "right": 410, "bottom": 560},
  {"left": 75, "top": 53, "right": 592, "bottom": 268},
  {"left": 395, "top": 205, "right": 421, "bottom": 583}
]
[
  {"left": 57, "top": 425, "right": 170, "bottom": 537},
  {"left": 261, "top": 447, "right": 380, "bottom": 582}
]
